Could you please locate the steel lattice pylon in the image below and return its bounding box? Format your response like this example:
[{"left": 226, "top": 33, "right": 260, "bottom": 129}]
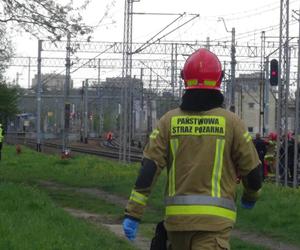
[
  {"left": 120, "top": 0, "right": 135, "bottom": 162},
  {"left": 275, "top": 0, "right": 290, "bottom": 186}
]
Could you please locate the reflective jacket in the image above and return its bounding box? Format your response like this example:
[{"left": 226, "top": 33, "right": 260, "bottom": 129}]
[
  {"left": 125, "top": 107, "right": 260, "bottom": 231},
  {"left": 264, "top": 140, "right": 276, "bottom": 161},
  {"left": 0, "top": 127, "right": 3, "bottom": 143}
]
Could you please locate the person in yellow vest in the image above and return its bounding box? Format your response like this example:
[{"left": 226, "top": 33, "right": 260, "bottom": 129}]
[
  {"left": 122, "top": 48, "right": 262, "bottom": 250},
  {"left": 264, "top": 132, "right": 277, "bottom": 177},
  {"left": 0, "top": 123, "right": 4, "bottom": 160}
]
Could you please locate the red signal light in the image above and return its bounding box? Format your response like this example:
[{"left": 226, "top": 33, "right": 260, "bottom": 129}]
[{"left": 270, "top": 59, "right": 278, "bottom": 86}]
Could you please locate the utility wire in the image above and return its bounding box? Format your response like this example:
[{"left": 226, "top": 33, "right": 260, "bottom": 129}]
[
  {"left": 71, "top": 43, "right": 116, "bottom": 74},
  {"left": 138, "top": 60, "right": 169, "bottom": 84},
  {"left": 213, "top": 20, "right": 298, "bottom": 42},
  {"left": 132, "top": 13, "right": 185, "bottom": 54},
  {"left": 132, "top": 14, "right": 199, "bottom": 54},
  {"left": 39, "top": 43, "right": 117, "bottom": 86},
  {"left": 204, "top": 0, "right": 298, "bottom": 20}
]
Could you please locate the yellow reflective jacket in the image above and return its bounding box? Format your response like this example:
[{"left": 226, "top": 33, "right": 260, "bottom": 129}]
[
  {"left": 125, "top": 107, "right": 260, "bottom": 231},
  {"left": 0, "top": 127, "right": 3, "bottom": 143}
]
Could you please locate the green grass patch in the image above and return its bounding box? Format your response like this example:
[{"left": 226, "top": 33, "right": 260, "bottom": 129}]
[
  {"left": 42, "top": 187, "right": 163, "bottom": 224},
  {"left": 236, "top": 183, "right": 300, "bottom": 245},
  {"left": 44, "top": 188, "right": 123, "bottom": 222},
  {"left": 230, "top": 237, "right": 268, "bottom": 250},
  {"left": 0, "top": 181, "right": 136, "bottom": 250},
  {"left": 1, "top": 145, "right": 300, "bottom": 247},
  {"left": 1, "top": 145, "right": 166, "bottom": 217},
  {"left": 43, "top": 189, "right": 268, "bottom": 249}
]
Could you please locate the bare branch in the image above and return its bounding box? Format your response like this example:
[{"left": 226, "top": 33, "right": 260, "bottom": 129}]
[{"left": 1, "top": 0, "right": 93, "bottom": 40}]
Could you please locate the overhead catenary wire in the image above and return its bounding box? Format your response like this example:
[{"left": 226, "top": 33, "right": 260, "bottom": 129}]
[
  {"left": 212, "top": 20, "right": 298, "bottom": 42},
  {"left": 138, "top": 60, "right": 169, "bottom": 85},
  {"left": 71, "top": 43, "right": 117, "bottom": 74},
  {"left": 132, "top": 13, "right": 185, "bottom": 54},
  {"left": 203, "top": 0, "right": 298, "bottom": 21},
  {"left": 37, "top": 43, "right": 117, "bottom": 87},
  {"left": 132, "top": 13, "right": 200, "bottom": 54},
  {"left": 167, "top": 0, "right": 296, "bottom": 44}
]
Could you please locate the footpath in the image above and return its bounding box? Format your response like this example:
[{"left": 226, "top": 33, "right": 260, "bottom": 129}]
[{"left": 39, "top": 180, "right": 300, "bottom": 250}]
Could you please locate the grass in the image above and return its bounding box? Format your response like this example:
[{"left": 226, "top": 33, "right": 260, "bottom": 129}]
[
  {"left": 0, "top": 145, "right": 147, "bottom": 195},
  {"left": 44, "top": 188, "right": 123, "bottom": 221},
  {"left": 230, "top": 238, "right": 268, "bottom": 250},
  {"left": 1, "top": 145, "right": 300, "bottom": 248},
  {"left": 0, "top": 181, "right": 136, "bottom": 250},
  {"left": 44, "top": 188, "right": 269, "bottom": 250},
  {"left": 236, "top": 183, "right": 300, "bottom": 245},
  {"left": 0, "top": 145, "right": 167, "bottom": 216}
]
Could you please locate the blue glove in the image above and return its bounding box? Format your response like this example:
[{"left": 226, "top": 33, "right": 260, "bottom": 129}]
[
  {"left": 241, "top": 199, "right": 256, "bottom": 209},
  {"left": 123, "top": 218, "right": 139, "bottom": 241}
]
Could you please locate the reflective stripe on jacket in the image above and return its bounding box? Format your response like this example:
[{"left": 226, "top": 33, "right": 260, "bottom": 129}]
[
  {"left": 126, "top": 107, "right": 260, "bottom": 231},
  {"left": 0, "top": 128, "right": 3, "bottom": 142}
]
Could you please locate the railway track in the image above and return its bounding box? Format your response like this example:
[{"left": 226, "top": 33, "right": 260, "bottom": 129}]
[
  {"left": 6, "top": 135, "right": 300, "bottom": 186},
  {"left": 5, "top": 135, "right": 143, "bottom": 162}
]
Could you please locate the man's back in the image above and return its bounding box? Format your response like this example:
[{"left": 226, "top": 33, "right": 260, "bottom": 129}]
[
  {"left": 143, "top": 106, "right": 260, "bottom": 231},
  {"left": 123, "top": 48, "right": 262, "bottom": 250}
]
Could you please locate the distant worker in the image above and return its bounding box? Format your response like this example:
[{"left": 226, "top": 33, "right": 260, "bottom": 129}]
[
  {"left": 253, "top": 133, "right": 267, "bottom": 180},
  {"left": 279, "top": 132, "right": 298, "bottom": 182},
  {"left": 106, "top": 131, "right": 113, "bottom": 145},
  {"left": 264, "top": 132, "right": 277, "bottom": 177},
  {"left": 123, "top": 48, "right": 262, "bottom": 249},
  {"left": 0, "top": 123, "right": 4, "bottom": 160},
  {"left": 287, "top": 134, "right": 296, "bottom": 181}
]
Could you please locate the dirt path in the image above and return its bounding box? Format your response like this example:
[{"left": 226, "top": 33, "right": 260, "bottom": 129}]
[
  {"left": 40, "top": 180, "right": 128, "bottom": 208},
  {"left": 231, "top": 230, "right": 299, "bottom": 250},
  {"left": 64, "top": 207, "right": 150, "bottom": 250},
  {"left": 39, "top": 180, "right": 300, "bottom": 250}
]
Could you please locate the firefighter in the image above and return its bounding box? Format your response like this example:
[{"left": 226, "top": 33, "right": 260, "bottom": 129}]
[
  {"left": 264, "top": 132, "right": 277, "bottom": 177},
  {"left": 106, "top": 131, "right": 113, "bottom": 145},
  {"left": 0, "top": 123, "right": 4, "bottom": 160},
  {"left": 122, "top": 48, "right": 262, "bottom": 249}
]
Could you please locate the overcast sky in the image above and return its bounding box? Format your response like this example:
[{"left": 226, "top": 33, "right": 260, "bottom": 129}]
[
  {"left": 6, "top": 0, "right": 300, "bottom": 87},
  {"left": 82, "top": 0, "right": 299, "bottom": 42}
]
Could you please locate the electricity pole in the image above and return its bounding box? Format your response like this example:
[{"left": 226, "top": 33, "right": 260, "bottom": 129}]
[
  {"left": 230, "top": 27, "right": 236, "bottom": 113},
  {"left": 62, "top": 32, "right": 71, "bottom": 154},
  {"left": 36, "top": 40, "right": 42, "bottom": 152},
  {"left": 218, "top": 18, "right": 236, "bottom": 112},
  {"left": 275, "top": 0, "right": 290, "bottom": 186},
  {"left": 293, "top": 8, "right": 300, "bottom": 188}
]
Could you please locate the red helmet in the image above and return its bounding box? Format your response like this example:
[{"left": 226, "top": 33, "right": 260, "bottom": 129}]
[
  {"left": 182, "top": 48, "right": 223, "bottom": 90},
  {"left": 287, "top": 131, "right": 293, "bottom": 140},
  {"left": 268, "top": 132, "right": 277, "bottom": 141}
]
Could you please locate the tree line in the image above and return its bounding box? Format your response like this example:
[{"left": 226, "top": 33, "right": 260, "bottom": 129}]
[{"left": 0, "top": 0, "right": 105, "bottom": 126}]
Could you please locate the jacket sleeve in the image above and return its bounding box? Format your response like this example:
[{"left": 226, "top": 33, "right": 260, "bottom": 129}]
[
  {"left": 231, "top": 117, "right": 262, "bottom": 202},
  {"left": 124, "top": 115, "right": 169, "bottom": 220},
  {"left": 241, "top": 166, "right": 262, "bottom": 202}
]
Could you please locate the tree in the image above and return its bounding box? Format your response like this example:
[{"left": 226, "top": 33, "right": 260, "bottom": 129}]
[
  {"left": 0, "top": 81, "right": 19, "bottom": 125},
  {"left": 0, "top": 0, "right": 92, "bottom": 40},
  {"left": 0, "top": 24, "right": 13, "bottom": 79}
]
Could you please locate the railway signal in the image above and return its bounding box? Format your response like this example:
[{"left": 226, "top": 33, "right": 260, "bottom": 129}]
[{"left": 270, "top": 59, "right": 279, "bottom": 86}]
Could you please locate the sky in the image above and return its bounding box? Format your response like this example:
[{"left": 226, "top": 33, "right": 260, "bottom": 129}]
[{"left": 5, "top": 0, "right": 300, "bottom": 88}]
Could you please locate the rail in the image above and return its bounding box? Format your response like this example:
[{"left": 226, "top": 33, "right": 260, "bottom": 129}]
[{"left": 5, "top": 135, "right": 143, "bottom": 162}]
